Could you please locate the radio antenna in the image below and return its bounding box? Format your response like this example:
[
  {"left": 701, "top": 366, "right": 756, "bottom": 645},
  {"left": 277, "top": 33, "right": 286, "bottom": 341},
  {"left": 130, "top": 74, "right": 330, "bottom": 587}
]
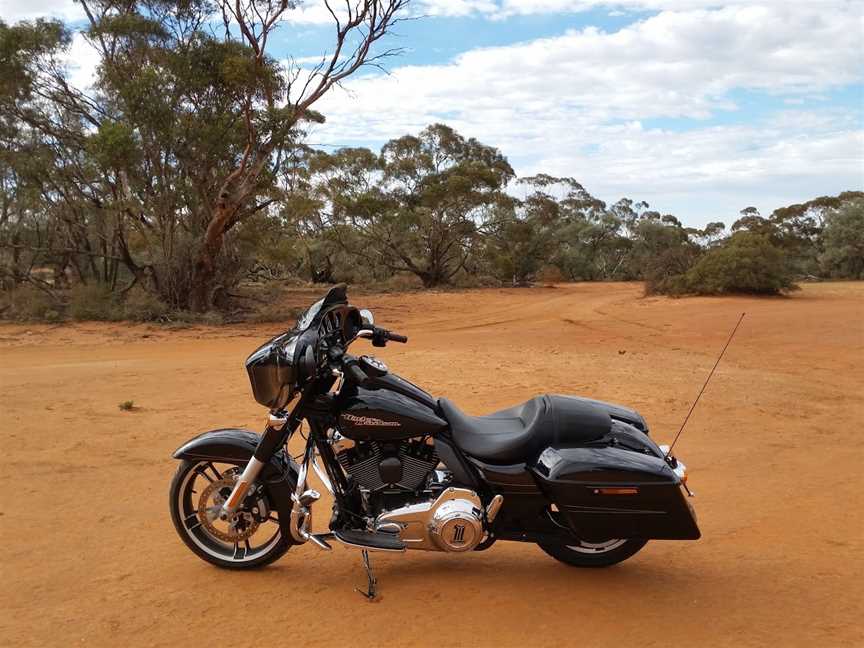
[{"left": 666, "top": 312, "right": 746, "bottom": 458}]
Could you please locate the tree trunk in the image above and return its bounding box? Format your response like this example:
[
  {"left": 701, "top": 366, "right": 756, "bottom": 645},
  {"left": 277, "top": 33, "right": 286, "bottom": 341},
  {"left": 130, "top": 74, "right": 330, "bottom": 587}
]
[{"left": 189, "top": 202, "right": 233, "bottom": 312}]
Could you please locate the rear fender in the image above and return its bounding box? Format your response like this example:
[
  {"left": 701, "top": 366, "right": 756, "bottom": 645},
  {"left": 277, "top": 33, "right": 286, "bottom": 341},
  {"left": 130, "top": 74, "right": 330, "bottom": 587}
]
[{"left": 172, "top": 429, "right": 301, "bottom": 543}]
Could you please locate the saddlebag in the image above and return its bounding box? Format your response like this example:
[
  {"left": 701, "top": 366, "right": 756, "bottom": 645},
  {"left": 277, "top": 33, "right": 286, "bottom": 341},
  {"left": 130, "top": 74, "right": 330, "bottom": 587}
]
[{"left": 532, "top": 446, "right": 700, "bottom": 541}]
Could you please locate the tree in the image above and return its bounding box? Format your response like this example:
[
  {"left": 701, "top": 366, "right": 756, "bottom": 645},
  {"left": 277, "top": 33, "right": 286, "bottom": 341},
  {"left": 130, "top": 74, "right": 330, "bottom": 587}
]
[
  {"left": 484, "top": 177, "right": 559, "bottom": 286},
  {"left": 630, "top": 213, "right": 700, "bottom": 293},
  {"left": 769, "top": 191, "right": 864, "bottom": 277},
  {"left": 820, "top": 198, "right": 864, "bottom": 279},
  {"left": 319, "top": 124, "right": 514, "bottom": 287},
  {"left": 1, "top": 1, "right": 408, "bottom": 310}
]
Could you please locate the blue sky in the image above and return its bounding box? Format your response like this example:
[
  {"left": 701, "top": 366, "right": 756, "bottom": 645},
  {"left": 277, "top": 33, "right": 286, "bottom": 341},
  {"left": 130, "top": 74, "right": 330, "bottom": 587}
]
[{"left": 5, "top": 0, "right": 862, "bottom": 227}]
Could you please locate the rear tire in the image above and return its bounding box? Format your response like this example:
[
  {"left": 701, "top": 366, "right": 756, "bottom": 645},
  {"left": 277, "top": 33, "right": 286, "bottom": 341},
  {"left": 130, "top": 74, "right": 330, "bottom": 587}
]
[{"left": 537, "top": 538, "right": 648, "bottom": 567}]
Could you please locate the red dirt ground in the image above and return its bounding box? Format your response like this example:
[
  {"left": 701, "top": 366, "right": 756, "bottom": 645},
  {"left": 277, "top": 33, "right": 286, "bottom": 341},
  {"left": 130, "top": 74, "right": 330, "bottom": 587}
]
[{"left": 1, "top": 282, "right": 862, "bottom": 647}]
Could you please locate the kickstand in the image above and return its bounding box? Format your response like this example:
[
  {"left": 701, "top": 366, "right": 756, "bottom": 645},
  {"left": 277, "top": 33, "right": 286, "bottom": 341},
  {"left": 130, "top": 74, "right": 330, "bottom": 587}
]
[{"left": 355, "top": 549, "right": 378, "bottom": 601}]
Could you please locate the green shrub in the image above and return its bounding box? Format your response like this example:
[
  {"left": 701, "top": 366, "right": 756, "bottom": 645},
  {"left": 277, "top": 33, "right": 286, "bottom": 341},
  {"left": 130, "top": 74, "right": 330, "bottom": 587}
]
[
  {"left": 122, "top": 288, "right": 168, "bottom": 321},
  {"left": 643, "top": 245, "right": 702, "bottom": 296},
  {"left": 68, "top": 283, "right": 120, "bottom": 320},
  {"left": 4, "top": 284, "right": 62, "bottom": 321},
  {"left": 682, "top": 232, "right": 798, "bottom": 295}
]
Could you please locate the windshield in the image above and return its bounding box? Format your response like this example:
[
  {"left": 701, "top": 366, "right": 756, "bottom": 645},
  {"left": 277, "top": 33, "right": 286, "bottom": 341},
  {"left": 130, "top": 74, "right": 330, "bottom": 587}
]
[
  {"left": 292, "top": 284, "right": 349, "bottom": 332},
  {"left": 295, "top": 298, "right": 324, "bottom": 331}
]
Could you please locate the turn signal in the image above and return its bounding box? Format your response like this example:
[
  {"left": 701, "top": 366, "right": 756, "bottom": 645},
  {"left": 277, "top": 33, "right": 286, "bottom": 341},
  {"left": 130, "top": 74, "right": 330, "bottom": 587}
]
[{"left": 593, "top": 487, "right": 639, "bottom": 495}]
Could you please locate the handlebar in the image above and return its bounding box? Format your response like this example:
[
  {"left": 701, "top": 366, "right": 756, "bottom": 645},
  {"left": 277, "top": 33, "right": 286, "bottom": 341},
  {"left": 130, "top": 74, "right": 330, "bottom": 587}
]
[
  {"left": 326, "top": 323, "right": 408, "bottom": 385},
  {"left": 369, "top": 326, "right": 407, "bottom": 347},
  {"left": 386, "top": 331, "right": 408, "bottom": 344},
  {"left": 352, "top": 326, "right": 408, "bottom": 346}
]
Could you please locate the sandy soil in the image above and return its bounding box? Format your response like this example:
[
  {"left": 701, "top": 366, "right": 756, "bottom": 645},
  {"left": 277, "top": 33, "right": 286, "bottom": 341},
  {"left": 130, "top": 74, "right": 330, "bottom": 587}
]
[{"left": 1, "top": 282, "right": 862, "bottom": 647}]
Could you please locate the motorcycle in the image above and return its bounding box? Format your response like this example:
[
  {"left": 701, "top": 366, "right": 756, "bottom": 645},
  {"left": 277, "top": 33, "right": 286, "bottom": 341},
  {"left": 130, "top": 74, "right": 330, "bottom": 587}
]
[{"left": 169, "top": 284, "right": 699, "bottom": 596}]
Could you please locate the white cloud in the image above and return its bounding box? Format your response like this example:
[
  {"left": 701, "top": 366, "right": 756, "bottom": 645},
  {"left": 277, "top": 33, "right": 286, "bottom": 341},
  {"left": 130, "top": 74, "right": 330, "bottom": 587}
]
[
  {"left": 0, "top": 0, "right": 83, "bottom": 22},
  {"left": 306, "top": 3, "right": 863, "bottom": 223},
  {"left": 64, "top": 33, "right": 101, "bottom": 91},
  {"left": 418, "top": 0, "right": 860, "bottom": 20}
]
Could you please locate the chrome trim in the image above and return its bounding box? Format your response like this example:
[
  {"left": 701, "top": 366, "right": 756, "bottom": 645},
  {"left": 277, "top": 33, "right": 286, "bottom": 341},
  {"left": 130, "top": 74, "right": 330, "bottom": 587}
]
[
  {"left": 311, "top": 454, "right": 334, "bottom": 494},
  {"left": 566, "top": 538, "right": 628, "bottom": 554},
  {"left": 268, "top": 412, "right": 288, "bottom": 429},
  {"left": 307, "top": 533, "right": 332, "bottom": 551},
  {"left": 359, "top": 309, "right": 374, "bottom": 327},
  {"left": 486, "top": 494, "right": 504, "bottom": 524},
  {"left": 288, "top": 440, "right": 316, "bottom": 543},
  {"left": 333, "top": 535, "right": 406, "bottom": 553},
  {"left": 375, "top": 487, "right": 484, "bottom": 552},
  {"left": 375, "top": 522, "right": 403, "bottom": 534},
  {"left": 220, "top": 457, "right": 264, "bottom": 516}
]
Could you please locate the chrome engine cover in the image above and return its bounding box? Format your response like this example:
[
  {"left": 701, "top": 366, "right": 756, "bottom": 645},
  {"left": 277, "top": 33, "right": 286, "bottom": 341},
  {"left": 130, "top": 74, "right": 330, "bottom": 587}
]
[{"left": 375, "top": 487, "right": 484, "bottom": 552}]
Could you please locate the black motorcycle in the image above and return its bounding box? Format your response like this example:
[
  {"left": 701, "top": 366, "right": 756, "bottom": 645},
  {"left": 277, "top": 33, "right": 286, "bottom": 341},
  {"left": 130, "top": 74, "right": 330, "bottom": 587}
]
[{"left": 170, "top": 285, "right": 699, "bottom": 595}]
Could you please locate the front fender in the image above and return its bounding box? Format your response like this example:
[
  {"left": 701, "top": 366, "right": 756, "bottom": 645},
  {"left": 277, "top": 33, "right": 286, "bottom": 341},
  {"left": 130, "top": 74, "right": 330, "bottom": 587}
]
[{"left": 172, "top": 428, "right": 301, "bottom": 544}]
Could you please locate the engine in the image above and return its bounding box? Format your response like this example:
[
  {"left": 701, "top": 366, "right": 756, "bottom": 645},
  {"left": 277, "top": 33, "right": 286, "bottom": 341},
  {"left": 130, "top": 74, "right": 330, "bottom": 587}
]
[
  {"left": 376, "top": 487, "right": 485, "bottom": 552},
  {"left": 333, "top": 434, "right": 486, "bottom": 552},
  {"left": 334, "top": 436, "right": 439, "bottom": 492}
]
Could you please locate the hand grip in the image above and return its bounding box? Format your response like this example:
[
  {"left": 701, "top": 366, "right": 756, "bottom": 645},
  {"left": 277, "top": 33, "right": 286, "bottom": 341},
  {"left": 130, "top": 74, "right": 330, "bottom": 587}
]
[{"left": 387, "top": 332, "right": 408, "bottom": 343}]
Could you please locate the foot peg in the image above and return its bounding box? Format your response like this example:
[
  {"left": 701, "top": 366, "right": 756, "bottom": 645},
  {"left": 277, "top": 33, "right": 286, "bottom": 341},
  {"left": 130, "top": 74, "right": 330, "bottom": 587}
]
[
  {"left": 307, "top": 533, "right": 332, "bottom": 551},
  {"left": 298, "top": 489, "right": 320, "bottom": 507}
]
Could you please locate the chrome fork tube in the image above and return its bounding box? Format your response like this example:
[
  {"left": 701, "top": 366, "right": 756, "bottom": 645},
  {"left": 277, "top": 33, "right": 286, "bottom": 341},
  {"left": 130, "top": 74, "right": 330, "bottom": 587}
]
[
  {"left": 289, "top": 439, "right": 318, "bottom": 543},
  {"left": 220, "top": 412, "right": 289, "bottom": 518},
  {"left": 219, "top": 457, "right": 265, "bottom": 517}
]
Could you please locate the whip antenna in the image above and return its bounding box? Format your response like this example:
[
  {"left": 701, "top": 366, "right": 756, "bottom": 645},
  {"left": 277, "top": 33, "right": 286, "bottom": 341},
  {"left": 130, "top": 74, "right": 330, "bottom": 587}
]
[{"left": 666, "top": 312, "right": 746, "bottom": 458}]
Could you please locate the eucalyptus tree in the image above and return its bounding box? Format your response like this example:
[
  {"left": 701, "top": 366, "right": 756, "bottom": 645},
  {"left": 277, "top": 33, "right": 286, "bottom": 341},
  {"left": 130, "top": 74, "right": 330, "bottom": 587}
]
[
  {"left": 1, "top": 0, "right": 409, "bottom": 309},
  {"left": 316, "top": 124, "right": 514, "bottom": 287}
]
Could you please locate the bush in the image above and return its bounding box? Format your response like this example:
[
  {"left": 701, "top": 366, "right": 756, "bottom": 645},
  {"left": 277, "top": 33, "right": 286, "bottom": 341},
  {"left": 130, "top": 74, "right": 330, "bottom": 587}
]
[
  {"left": 3, "top": 284, "right": 62, "bottom": 321},
  {"left": 122, "top": 288, "right": 169, "bottom": 321},
  {"left": 680, "top": 232, "right": 798, "bottom": 295},
  {"left": 68, "top": 283, "right": 120, "bottom": 320},
  {"left": 643, "top": 245, "right": 702, "bottom": 296}
]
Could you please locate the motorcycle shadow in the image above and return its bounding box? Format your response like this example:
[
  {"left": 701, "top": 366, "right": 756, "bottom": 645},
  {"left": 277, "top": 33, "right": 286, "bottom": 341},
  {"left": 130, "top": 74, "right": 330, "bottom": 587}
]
[{"left": 257, "top": 545, "right": 702, "bottom": 595}]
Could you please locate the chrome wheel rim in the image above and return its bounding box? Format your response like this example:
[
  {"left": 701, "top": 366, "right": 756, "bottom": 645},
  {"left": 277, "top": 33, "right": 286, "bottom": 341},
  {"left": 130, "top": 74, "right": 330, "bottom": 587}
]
[
  {"left": 177, "top": 461, "right": 282, "bottom": 563},
  {"left": 566, "top": 538, "right": 627, "bottom": 554}
]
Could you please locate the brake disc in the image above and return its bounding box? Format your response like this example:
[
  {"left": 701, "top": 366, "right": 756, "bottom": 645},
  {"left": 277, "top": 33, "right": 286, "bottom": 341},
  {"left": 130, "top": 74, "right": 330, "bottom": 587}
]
[{"left": 196, "top": 474, "right": 260, "bottom": 543}]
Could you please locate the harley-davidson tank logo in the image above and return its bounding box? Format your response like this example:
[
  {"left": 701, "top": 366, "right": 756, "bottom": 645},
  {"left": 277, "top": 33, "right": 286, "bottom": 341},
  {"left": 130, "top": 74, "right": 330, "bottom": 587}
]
[{"left": 342, "top": 413, "right": 401, "bottom": 427}]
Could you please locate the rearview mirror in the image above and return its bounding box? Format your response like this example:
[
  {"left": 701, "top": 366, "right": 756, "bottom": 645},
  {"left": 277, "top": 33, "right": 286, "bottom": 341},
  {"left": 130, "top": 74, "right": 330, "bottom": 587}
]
[{"left": 359, "top": 309, "right": 374, "bottom": 328}]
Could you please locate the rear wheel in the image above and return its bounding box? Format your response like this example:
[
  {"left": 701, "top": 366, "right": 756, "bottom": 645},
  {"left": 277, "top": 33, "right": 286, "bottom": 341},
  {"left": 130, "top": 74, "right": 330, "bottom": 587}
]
[
  {"left": 169, "top": 460, "right": 292, "bottom": 569},
  {"left": 537, "top": 537, "right": 648, "bottom": 567}
]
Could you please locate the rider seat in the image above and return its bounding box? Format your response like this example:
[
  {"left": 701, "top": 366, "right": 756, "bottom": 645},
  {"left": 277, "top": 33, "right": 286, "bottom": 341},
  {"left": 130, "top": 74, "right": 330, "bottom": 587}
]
[{"left": 438, "top": 395, "right": 613, "bottom": 464}]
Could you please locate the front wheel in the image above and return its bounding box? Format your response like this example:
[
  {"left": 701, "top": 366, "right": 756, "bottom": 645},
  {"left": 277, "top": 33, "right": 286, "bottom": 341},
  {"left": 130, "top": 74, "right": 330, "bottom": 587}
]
[
  {"left": 169, "top": 460, "right": 292, "bottom": 569},
  {"left": 537, "top": 537, "right": 648, "bottom": 568}
]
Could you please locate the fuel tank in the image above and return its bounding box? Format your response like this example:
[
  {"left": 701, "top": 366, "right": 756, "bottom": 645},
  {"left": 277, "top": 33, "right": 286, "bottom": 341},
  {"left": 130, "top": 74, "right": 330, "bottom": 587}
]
[{"left": 337, "top": 373, "right": 447, "bottom": 441}]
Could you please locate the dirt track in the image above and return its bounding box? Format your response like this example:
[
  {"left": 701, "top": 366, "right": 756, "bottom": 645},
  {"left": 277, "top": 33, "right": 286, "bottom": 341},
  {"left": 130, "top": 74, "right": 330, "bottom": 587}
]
[{"left": 1, "top": 282, "right": 862, "bottom": 647}]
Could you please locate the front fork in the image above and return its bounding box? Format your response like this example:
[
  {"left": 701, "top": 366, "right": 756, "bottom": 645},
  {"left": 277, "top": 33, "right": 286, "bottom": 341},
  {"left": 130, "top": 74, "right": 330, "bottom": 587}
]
[{"left": 220, "top": 410, "right": 320, "bottom": 544}]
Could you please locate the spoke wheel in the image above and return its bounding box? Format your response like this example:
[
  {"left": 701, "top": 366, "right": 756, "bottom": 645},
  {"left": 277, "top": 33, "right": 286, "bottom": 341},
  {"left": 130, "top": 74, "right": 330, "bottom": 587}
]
[{"left": 170, "top": 460, "right": 291, "bottom": 569}]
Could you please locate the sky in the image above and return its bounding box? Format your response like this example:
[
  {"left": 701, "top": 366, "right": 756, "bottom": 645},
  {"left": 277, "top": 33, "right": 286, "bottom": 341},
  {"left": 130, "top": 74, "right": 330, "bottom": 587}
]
[{"left": 3, "top": 0, "right": 863, "bottom": 227}]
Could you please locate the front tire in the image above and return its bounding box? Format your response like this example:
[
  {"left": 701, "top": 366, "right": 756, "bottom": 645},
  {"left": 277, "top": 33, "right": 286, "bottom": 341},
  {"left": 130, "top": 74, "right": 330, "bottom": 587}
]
[
  {"left": 169, "top": 460, "right": 292, "bottom": 569},
  {"left": 537, "top": 538, "right": 648, "bottom": 567}
]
